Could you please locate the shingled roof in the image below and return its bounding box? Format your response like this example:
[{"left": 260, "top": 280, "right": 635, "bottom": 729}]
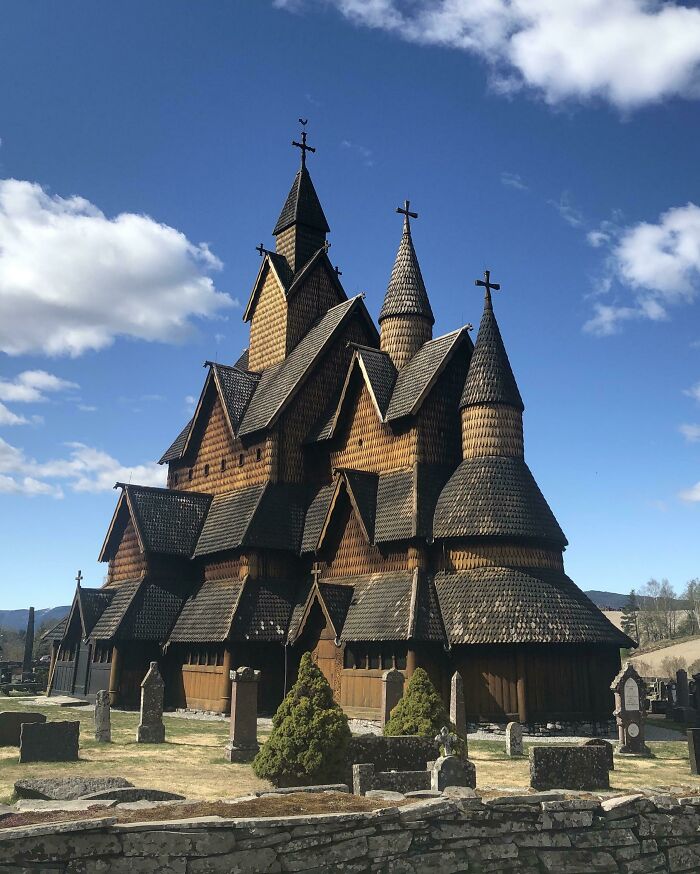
[
  {"left": 168, "top": 577, "right": 246, "bottom": 644},
  {"left": 379, "top": 217, "right": 434, "bottom": 325},
  {"left": 386, "top": 329, "right": 470, "bottom": 421},
  {"left": 229, "top": 578, "right": 297, "bottom": 641},
  {"left": 434, "top": 567, "right": 634, "bottom": 647},
  {"left": 273, "top": 165, "right": 330, "bottom": 236},
  {"left": 460, "top": 290, "right": 523, "bottom": 411},
  {"left": 338, "top": 572, "right": 415, "bottom": 642},
  {"left": 373, "top": 464, "right": 452, "bottom": 543},
  {"left": 341, "top": 470, "right": 379, "bottom": 543},
  {"left": 194, "top": 483, "right": 306, "bottom": 557},
  {"left": 126, "top": 485, "right": 211, "bottom": 556},
  {"left": 91, "top": 580, "right": 141, "bottom": 640},
  {"left": 287, "top": 580, "right": 355, "bottom": 644},
  {"left": 239, "top": 295, "right": 369, "bottom": 437},
  {"left": 77, "top": 588, "right": 114, "bottom": 637},
  {"left": 159, "top": 418, "right": 192, "bottom": 464},
  {"left": 116, "top": 579, "right": 188, "bottom": 642},
  {"left": 433, "top": 456, "right": 567, "bottom": 547},
  {"left": 301, "top": 484, "right": 335, "bottom": 554}
]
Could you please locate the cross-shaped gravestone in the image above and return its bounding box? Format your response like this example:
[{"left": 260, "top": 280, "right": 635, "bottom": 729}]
[{"left": 435, "top": 725, "right": 456, "bottom": 757}]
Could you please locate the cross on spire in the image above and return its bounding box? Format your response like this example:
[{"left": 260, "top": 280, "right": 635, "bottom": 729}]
[
  {"left": 475, "top": 269, "right": 501, "bottom": 299},
  {"left": 75, "top": 569, "right": 83, "bottom": 586},
  {"left": 311, "top": 562, "right": 322, "bottom": 586},
  {"left": 256, "top": 243, "right": 266, "bottom": 257},
  {"left": 396, "top": 199, "right": 418, "bottom": 229},
  {"left": 292, "top": 118, "right": 316, "bottom": 169}
]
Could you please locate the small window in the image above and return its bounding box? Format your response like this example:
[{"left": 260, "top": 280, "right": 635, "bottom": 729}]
[
  {"left": 256, "top": 448, "right": 262, "bottom": 462},
  {"left": 239, "top": 453, "right": 244, "bottom": 467},
  {"left": 188, "top": 468, "right": 193, "bottom": 481},
  {"left": 221, "top": 458, "right": 227, "bottom": 472},
  {"left": 204, "top": 463, "right": 210, "bottom": 477},
  {"left": 358, "top": 437, "right": 363, "bottom": 447}
]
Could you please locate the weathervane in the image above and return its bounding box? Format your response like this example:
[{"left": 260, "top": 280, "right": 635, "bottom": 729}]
[{"left": 292, "top": 118, "right": 316, "bottom": 168}]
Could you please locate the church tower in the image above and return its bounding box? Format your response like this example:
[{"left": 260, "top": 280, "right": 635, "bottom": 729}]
[{"left": 378, "top": 202, "right": 434, "bottom": 369}]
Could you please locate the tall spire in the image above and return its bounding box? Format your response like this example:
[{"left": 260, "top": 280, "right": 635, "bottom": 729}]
[
  {"left": 460, "top": 274, "right": 523, "bottom": 412},
  {"left": 273, "top": 121, "right": 329, "bottom": 273},
  {"left": 379, "top": 201, "right": 434, "bottom": 368}
]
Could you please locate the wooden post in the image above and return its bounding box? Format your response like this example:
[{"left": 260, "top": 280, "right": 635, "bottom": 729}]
[
  {"left": 516, "top": 649, "right": 528, "bottom": 724},
  {"left": 220, "top": 647, "right": 233, "bottom": 713},
  {"left": 46, "top": 640, "right": 59, "bottom": 695},
  {"left": 108, "top": 645, "right": 122, "bottom": 707}
]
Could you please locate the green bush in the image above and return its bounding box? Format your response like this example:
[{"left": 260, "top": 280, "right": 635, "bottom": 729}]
[
  {"left": 383, "top": 667, "right": 467, "bottom": 758},
  {"left": 252, "top": 652, "right": 351, "bottom": 787}
]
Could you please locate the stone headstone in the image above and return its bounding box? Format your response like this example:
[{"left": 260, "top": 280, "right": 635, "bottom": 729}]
[
  {"left": 505, "top": 721, "right": 524, "bottom": 757},
  {"left": 94, "top": 690, "right": 111, "bottom": 743},
  {"left": 225, "top": 666, "right": 260, "bottom": 762},
  {"left": 380, "top": 668, "right": 404, "bottom": 727},
  {"left": 14, "top": 776, "right": 132, "bottom": 800},
  {"left": 22, "top": 606, "right": 35, "bottom": 679},
  {"left": 529, "top": 746, "right": 610, "bottom": 791},
  {"left": 450, "top": 671, "right": 467, "bottom": 741},
  {"left": 0, "top": 711, "right": 46, "bottom": 746},
  {"left": 677, "top": 669, "right": 689, "bottom": 707},
  {"left": 688, "top": 729, "right": 700, "bottom": 775},
  {"left": 430, "top": 755, "right": 476, "bottom": 792},
  {"left": 611, "top": 661, "right": 651, "bottom": 757},
  {"left": 581, "top": 737, "right": 614, "bottom": 770},
  {"left": 19, "top": 721, "right": 79, "bottom": 763},
  {"left": 136, "top": 662, "right": 165, "bottom": 744}
]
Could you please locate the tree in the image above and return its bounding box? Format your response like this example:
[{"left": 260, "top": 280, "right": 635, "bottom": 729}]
[
  {"left": 683, "top": 579, "right": 700, "bottom": 635},
  {"left": 621, "top": 589, "right": 640, "bottom": 643},
  {"left": 384, "top": 668, "right": 450, "bottom": 737},
  {"left": 252, "top": 652, "right": 351, "bottom": 787}
]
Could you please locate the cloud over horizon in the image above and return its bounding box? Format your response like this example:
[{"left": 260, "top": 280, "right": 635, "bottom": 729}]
[
  {"left": 276, "top": 0, "right": 700, "bottom": 110},
  {"left": 0, "top": 180, "right": 235, "bottom": 357}
]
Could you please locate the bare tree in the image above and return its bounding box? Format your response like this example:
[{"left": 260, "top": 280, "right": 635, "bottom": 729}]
[{"left": 683, "top": 579, "right": 700, "bottom": 635}]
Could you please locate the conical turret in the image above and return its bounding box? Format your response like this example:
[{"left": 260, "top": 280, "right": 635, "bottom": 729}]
[
  {"left": 379, "top": 203, "right": 434, "bottom": 369},
  {"left": 459, "top": 281, "right": 524, "bottom": 459},
  {"left": 273, "top": 127, "right": 329, "bottom": 273}
]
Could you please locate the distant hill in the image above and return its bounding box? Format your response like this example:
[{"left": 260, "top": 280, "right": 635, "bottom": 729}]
[
  {"left": 0, "top": 606, "right": 70, "bottom": 632},
  {"left": 585, "top": 590, "right": 688, "bottom": 611}
]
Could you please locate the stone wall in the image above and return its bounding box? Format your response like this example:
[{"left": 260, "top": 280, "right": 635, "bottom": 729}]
[{"left": 5, "top": 791, "right": 700, "bottom": 872}]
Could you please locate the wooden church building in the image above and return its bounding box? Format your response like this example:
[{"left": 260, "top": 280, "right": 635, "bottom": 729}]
[{"left": 46, "top": 129, "right": 632, "bottom": 729}]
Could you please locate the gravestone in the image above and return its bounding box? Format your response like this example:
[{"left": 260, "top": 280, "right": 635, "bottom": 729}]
[
  {"left": 611, "top": 661, "right": 651, "bottom": 757},
  {"left": 224, "top": 666, "right": 260, "bottom": 762},
  {"left": 15, "top": 777, "right": 132, "bottom": 800},
  {"left": 94, "top": 689, "right": 111, "bottom": 743},
  {"left": 450, "top": 671, "right": 467, "bottom": 740},
  {"left": 0, "top": 711, "right": 46, "bottom": 746},
  {"left": 677, "top": 669, "right": 689, "bottom": 707},
  {"left": 529, "top": 746, "right": 610, "bottom": 790},
  {"left": 22, "top": 607, "right": 35, "bottom": 681},
  {"left": 581, "top": 737, "right": 614, "bottom": 770},
  {"left": 688, "top": 729, "right": 700, "bottom": 775},
  {"left": 380, "top": 668, "right": 404, "bottom": 727},
  {"left": 693, "top": 674, "right": 700, "bottom": 711},
  {"left": 430, "top": 755, "right": 476, "bottom": 792},
  {"left": 19, "top": 721, "right": 79, "bottom": 763},
  {"left": 505, "top": 721, "right": 524, "bottom": 757},
  {"left": 136, "top": 662, "right": 165, "bottom": 744}
]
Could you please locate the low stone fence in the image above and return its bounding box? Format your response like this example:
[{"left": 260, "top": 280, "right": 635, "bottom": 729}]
[
  {"left": 5, "top": 791, "right": 700, "bottom": 872},
  {"left": 345, "top": 734, "right": 438, "bottom": 785}
]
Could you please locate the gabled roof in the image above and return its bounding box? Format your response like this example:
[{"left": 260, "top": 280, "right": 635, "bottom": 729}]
[
  {"left": 78, "top": 588, "right": 114, "bottom": 638},
  {"left": 273, "top": 165, "right": 330, "bottom": 236},
  {"left": 301, "top": 484, "right": 335, "bottom": 554},
  {"left": 116, "top": 578, "right": 188, "bottom": 642},
  {"left": 287, "top": 580, "right": 354, "bottom": 644},
  {"left": 314, "top": 470, "right": 379, "bottom": 552},
  {"left": 460, "top": 290, "right": 523, "bottom": 411},
  {"left": 41, "top": 616, "right": 68, "bottom": 642},
  {"left": 159, "top": 362, "right": 260, "bottom": 465},
  {"left": 432, "top": 456, "right": 567, "bottom": 547},
  {"left": 229, "top": 578, "right": 297, "bottom": 641},
  {"left": 434, "top": 567, "right": 634, "bottom": 647},
  {"left": 100, "top": 485, "right": 212, "bottom": 562},
  {"left": 386, "top": 328, "right": 471, "bottom": 421},
  {"left": 91, "top": 580, "right": 141, "bottom": 640},
  {"left": 374, "top": 464, "right": 453, "bottom": 543},
  {"left": 379, "top": 217, "right": 434, "bottom": 325},
  {"left": 193, "top": 483, "right": 306, "bottom": 558},
  {"left": 168, "top": 577, "right": 246, "bottom": 644},
  {"left": 337, "top": 571, "right": 419, "bottom": 642},
  {"left": 243, "top": 251, "right": 293, "bottom": 322},
  {"left": 239, "top": 295, "right": 374, "bottom": 437}
]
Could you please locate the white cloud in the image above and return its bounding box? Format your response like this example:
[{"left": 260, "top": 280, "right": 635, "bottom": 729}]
[
  {"left": 501, "top": 172, "right": 528, "bottom": 191},
  {"left": 680, "top": 423, "right": 700, "bottom": 442},
  {"left": 680, "top": 481, "right": 700, "bottom": 502},
  {"left": 585, "top": 203, "right": 700, "bottom": 335},
  {"left": 0, "top": 403, "right": 29, "bottom": 426},
  {"left": 685, "top": 382, "right": 700, "bottom": 403},
  {"left": 184, "top": 395, "right": 197, "bottom": 414},
  {"left": 276, "top": 0, "right": 700, "bottom": 110},
  {"left": 341, "top": 139, "right": 374, "bottom": 167},
  {"left": 0, "top": 370, "right": 78, "bottom": 403},
  {"left": 548, "top": 191, "right": 584, "bottom": 228},
  {"left": 0, "top": 436, "right": 166, "bottom": 498},
  {"left": 0, "top": 180, "right": 235, "bottom": 357}
]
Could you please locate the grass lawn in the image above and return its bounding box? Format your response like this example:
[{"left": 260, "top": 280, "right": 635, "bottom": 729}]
[{"left": 2, "top": 696, "right": 700, "bottom": 804}]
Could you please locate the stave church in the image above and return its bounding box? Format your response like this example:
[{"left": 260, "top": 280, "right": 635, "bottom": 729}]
[{"left": 45, "top": 128, "right": 633, "bottom": 729}]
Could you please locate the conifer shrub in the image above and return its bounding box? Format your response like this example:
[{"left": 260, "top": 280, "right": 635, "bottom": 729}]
[
  {"left": 383, "top": 667, "right": 467, "bottom": 758},
  {"left": 252, "top": 652, "right": 351, "bottom": 787}
]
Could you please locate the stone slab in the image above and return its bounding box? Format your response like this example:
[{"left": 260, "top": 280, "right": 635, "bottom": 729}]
[
  {"left": 80, "top": 787, "right": 185, "bottom": 803},
  {"left": 0, "top": 711, "right": 46, "bottom": 746},
  {"left": 14, "top": 800, "right": 115, "bottom": 813},
  {"left": 14, "top": 777, "right": 132, "bottom": 800},
  {"left": 581, "top": 737, "right": 615, "bottom": 770},
  {"left": 529, "top": 745, "right": 610, "bottom": 791},
  {"left": 18, "top": 720, "right": 79, "bottom": 763}
]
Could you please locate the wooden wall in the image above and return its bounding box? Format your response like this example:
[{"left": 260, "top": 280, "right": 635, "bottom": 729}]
[
  {"left": 107, "top": 518, "right": 145, "bottom": 585},
  {"left": 415, "top": 354, "right": 468, "bottom": 467},
  {"left": 248, "top": 270, "right": 287, "bottom": 372},
  {"left": 320, "top": 497, "right": 406, "bottom": 578},
  {"left": 286, "top": 262, "right": 343, "bottom": 354},
  {"left": 442, "top": 545, "right": 564, "bottom": 572}
]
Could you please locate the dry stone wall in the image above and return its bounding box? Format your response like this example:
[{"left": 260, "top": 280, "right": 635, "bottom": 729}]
[{"left": 4, "top": 791, "right": 700, "bottom": 872}]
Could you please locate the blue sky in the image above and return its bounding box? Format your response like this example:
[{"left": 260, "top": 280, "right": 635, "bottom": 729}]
[{"left": 1, "top": 0, "right": 699, "bottom": 610}]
